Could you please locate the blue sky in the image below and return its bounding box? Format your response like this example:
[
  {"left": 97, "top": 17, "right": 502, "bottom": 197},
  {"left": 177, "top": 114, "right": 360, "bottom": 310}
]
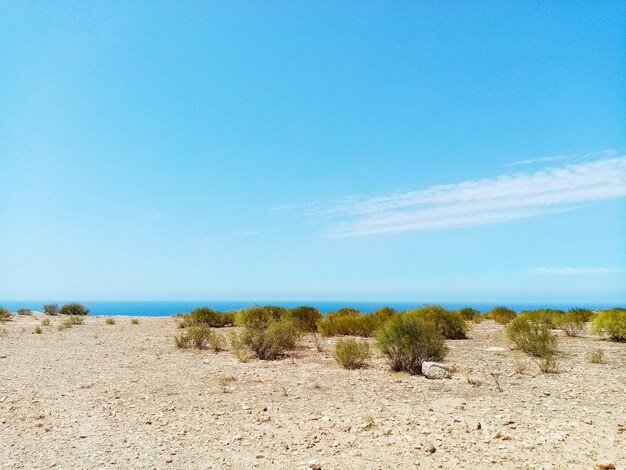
[{"left": 1, "top": 1, "right": 625, "bottom": 303}]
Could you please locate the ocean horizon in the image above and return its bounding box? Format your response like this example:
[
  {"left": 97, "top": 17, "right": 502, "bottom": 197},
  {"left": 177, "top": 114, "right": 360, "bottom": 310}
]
[{"left": 1, "top": 300, "right": 622, "bottom": 317}]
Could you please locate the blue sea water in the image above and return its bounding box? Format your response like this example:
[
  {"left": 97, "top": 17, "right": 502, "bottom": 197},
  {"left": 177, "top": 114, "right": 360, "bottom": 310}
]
[{"left": 0, "top": 300, "right": 622, "bottom": 316}]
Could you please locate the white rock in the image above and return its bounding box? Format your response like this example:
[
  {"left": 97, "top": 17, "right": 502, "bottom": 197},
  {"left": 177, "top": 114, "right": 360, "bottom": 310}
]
[{"left": 422, "top": 362, "right": 452, "bottom": 379}]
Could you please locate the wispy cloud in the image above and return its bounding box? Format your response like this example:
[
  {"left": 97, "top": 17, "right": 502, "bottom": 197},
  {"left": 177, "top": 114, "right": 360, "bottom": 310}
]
[
  {"left": 531, "top": 267, "right": 623, "bottom": 275},
  {"left": 318, "top": 156, "right": 626, "bottom": 237},
  {"left": 505, "top": 149, "right": 617, "bottom": 168},
  {"left": 505, "top": 155, "right": 571, "bottom": 167}
]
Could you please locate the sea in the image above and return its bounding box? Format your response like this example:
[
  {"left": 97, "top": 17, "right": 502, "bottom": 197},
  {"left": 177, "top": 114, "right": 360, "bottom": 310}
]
[{"left": 0, "top": 300, "right": 621, "bottom": 316}]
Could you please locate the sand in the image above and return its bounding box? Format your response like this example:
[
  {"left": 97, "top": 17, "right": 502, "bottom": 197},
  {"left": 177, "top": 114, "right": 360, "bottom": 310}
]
[{"left": 1, "top": 313, "right": 624, "bottom": 469}]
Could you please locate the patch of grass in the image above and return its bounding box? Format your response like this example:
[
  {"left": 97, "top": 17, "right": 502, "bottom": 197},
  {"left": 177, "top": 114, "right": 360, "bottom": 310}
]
[
  {"left": 587, "top": 348, "right": 605, "bottom": 364},
  {"left": 59, "top": 302, "right": 89, "bottom": 316},
  {"left": 41, "top": 318, "right": 51, "bottom": 327},
  {"left": 591, "top": 308, "right": 626, "bottom": 342},
  {"left": 484, "top": 306, "right": 516, "bottom": 324},
  {"left": 34, "top": 325, "right": 43, "bottom": 334},
  {"left": 217, "top": 375, "right": 236, "bottom": 392},
  {"left": 0, "top": 307, "right": 12, "bottom": 322},
  {"left": 333, "top": 338, "right": 372, "bottom": 369},
  {"left": 43, "top": 304, "right": 59, "bottom": 316},
  {"left": 312, "top": 332, "right": 326, "bottom": 352},
  {"left": 105, "top": 317, "right": 116, "bottom": 325},
  {"left": 17, "top": 308, "right": 32, "bottom": 316},
  {"left": 131, "top": 318, "right": 139, "bottom": 325},
  {"left": 506, "top": 316, "right": 558, "bottom": 358},
  {"left": 376, "top": 314, "right": 447, "bottom": 375}
]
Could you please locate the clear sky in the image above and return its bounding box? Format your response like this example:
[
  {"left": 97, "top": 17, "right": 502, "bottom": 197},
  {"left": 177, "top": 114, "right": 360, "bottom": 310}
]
[{"left": 1, "top": 1, "right": 625, "bottom": 303}]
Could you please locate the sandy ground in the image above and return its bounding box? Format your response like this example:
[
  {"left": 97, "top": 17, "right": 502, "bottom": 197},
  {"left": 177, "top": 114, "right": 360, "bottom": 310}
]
[{"left": 1, "top": 313, "right": 625, "bottom": 470}]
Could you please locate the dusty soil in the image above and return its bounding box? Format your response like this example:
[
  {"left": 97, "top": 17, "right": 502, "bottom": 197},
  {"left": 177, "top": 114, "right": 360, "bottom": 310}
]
[{"left": 1, "top": 313, "right": 625, "bottom": 470}]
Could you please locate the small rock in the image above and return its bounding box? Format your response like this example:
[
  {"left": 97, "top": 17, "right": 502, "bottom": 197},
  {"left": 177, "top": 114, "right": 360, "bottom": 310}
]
[
  {"left": 595, "top": 465, "right": 616, "bottom": 470},
  {"left": 232, "top": 433, "right": 242, "bottom": 441}
]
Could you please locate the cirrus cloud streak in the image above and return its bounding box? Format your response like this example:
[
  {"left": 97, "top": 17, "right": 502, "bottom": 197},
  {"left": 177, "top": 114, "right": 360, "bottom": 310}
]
[{"left": 321, "top": 156, "right": 626, "bottom": 237}]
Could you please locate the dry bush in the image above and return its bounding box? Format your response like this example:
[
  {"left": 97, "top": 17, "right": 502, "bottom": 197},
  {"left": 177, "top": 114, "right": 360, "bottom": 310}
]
[
  {"left": 41, "top": 318, "right": 51, "bottom": 327},
  {"left": 58, "top": 315, "right": 85, "bottom": 330},
  {"left": 105, "top": 318, "right": 116, "bottom": 325},
  {"left": 17, "top": 308, "right": 32, "bottom": 316},
  {"left": 217, "top": 375, "right": 236, "bottom": 392},
  {"left": 535, "top": 354, "right": 559, "bottom": 374},
  {"left": 333, "top": 338, "right": 371, "bottom": 369},
  {"left": 0, "top": 307, "right": 12, "bottom": 322},
  {"left": 131, "top": 318, "right": 139, "bottom": 325},
  {"left": 555, "top": 313, "right": 584, "bottom": 337},
  {"left": 246, "top": 317, "right": 302, "bottom": 360},
  {"left": 43, "top": 304, "right": 59, "bottom": 316},
  {"left": 34, "top": 325, "right": 43, "bottom": 334}
]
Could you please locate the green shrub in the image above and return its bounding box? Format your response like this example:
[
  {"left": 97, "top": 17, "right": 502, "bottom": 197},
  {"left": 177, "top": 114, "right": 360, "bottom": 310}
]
[
  {"left": 554, "top": 312, "right": 585, "bottom": 337},
  {"left": 0, "top": 307, "right": 11, "bottom": 322},
  {"left": 591, "top": 308, "right": 626, "bottom": 342},
  {"left": 59, "top": 302, "right": 89, "bottom": 316},
  {"left": 333, "top": 338, "right": 371, "bottom": 369},
  {"left": 517, "top": 309, "right": 564, "bottom": 328},
  {"left": 506, "top": 317, "right": 558, "bottom": 357},
  {"left": 407, "top": 305, "right": 468, "bottom": 339},
  {"left": 235, "top": 305, "right": 288, "bottom": 329},
  {"left": 326, "top": 308, "right": 360, "bottom": 321},
  {"left": 288, "top": 306, "right": 323, "bottom": 332},
  {"left": 485, "top": 306, "right": 516, "bottom": 324},
  {"left": 181, "top": 307, "right": 234, "bottom": 328},
  {"left": 318, "top": 307, "right": 396, "bottom": 337},
  {"left": 34, "top": 325, "right": 42, "bottom": 334},
  {"left": 376, "top": 315, "right": 447, "bottom": 375},
  {"left": 17, "top": 308, "right": 32, "bottom": 316},
  {"left": 568, "top": 308, "right": 594, "bottom": 322},
  {"left": 245, "top": 317, "right": 302, "bottom": 360},
  {"left": 43, "top": 304, "right": 59, "bottom": 315},
  {"left": 457, "top": 307, "right": 481, "bottom": 322}
]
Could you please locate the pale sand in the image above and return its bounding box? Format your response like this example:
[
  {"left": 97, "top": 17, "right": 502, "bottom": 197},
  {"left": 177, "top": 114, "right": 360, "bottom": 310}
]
[{"left": 1, "top": 313, "right": 624, "bottom": 469}]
